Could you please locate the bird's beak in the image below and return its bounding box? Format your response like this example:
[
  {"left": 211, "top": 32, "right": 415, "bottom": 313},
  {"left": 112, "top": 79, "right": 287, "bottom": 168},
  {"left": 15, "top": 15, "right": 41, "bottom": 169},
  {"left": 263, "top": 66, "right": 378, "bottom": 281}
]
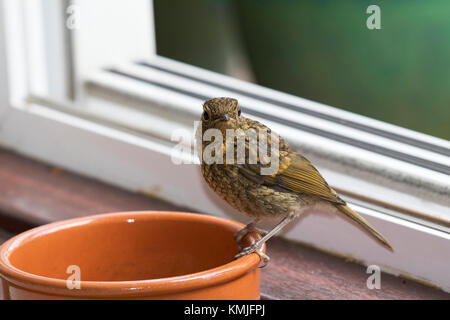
[{"left": 221, "top": 114, "right": 230, "bottom": 122}]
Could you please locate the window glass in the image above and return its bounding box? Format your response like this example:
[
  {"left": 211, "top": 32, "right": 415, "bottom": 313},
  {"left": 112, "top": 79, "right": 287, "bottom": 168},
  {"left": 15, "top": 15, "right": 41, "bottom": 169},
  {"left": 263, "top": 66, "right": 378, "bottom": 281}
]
[{"left": 154, "top": 0, "right": 450, "bottom": 140}]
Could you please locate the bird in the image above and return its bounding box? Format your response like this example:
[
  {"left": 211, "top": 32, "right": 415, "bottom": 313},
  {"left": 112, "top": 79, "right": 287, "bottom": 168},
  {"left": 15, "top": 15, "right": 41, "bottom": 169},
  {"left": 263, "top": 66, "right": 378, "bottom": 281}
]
[{"left": 196, "top": 97, "right": 393, "bottom": 265}]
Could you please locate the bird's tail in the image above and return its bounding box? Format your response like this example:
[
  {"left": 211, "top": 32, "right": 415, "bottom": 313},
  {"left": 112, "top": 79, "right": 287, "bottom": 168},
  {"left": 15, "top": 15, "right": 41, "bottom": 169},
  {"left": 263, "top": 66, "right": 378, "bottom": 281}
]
[{"left": 336, "top": 204, "right": 393, "bottom": 251}]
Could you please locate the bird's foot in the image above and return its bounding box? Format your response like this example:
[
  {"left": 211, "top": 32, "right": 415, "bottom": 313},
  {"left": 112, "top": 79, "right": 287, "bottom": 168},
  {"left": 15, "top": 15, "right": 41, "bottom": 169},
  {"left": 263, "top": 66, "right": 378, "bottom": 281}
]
[
  {"left": 234, "top": 228, "right": 268, "bottom": 250},
  {"left": 234, "top": 244, "right": 270, "bottom": 268}
]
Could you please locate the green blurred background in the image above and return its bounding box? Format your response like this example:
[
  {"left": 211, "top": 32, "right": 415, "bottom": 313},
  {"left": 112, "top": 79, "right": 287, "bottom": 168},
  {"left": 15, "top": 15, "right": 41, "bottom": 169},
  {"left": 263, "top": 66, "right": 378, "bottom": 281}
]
[{"left": 154, "top": 0, "right": 450, "bottom": 140}]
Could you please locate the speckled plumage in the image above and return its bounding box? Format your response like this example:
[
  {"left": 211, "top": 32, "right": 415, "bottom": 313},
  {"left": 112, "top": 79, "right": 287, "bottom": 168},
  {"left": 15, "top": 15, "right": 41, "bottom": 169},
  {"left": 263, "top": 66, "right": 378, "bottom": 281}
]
[
  {"left": 197, "top": 97, "right": 393, "bottom": 256},
  {"left": 201, "top": 161, "right": 306, "bottom": 219}
]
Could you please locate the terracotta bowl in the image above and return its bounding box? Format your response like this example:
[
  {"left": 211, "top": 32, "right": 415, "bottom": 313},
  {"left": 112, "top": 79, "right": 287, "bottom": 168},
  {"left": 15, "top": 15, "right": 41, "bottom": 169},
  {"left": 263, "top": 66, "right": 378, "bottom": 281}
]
[{"left": 0, "top": 211, "right": 264, "bottom": 299}]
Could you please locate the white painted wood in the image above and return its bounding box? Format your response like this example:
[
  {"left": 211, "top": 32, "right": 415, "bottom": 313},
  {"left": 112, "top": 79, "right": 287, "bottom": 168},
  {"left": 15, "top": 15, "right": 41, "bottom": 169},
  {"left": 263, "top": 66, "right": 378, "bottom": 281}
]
[
  {"left": 152, "top": 55, "right": 450, "bottom": 150},
  {"left": 115, "top": 62, "right": 450, "bottom": 167},
  {"left": 0, "top": 0, "right": 9, "bottom": 118},
  {"left": 1, "top": 0, "right": 28, "bottom": 107},
  {"left": 81, "top": 66, "right": 450, "bottom": 226},
  {"left": 72, "top": 0, "right": 154, "bottom": 98}
]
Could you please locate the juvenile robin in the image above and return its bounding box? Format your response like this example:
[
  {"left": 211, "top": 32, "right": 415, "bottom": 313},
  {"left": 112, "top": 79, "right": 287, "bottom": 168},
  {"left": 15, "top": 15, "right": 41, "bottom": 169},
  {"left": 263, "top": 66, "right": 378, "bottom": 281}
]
[{"left": 197, "top": 97, "right": 393, "bottom": 265}]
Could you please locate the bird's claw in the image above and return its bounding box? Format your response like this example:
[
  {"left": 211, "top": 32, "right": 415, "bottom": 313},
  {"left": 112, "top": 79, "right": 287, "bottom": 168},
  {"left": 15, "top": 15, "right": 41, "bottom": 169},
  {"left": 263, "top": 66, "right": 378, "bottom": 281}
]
[
  {"left": 234, "top": 228, "right": 268, "bottom": 251},
  {"left": 255, "top": 249, "right": 270, "bottom": 268},
  {"left": 234, "top": 245, "right": 270, "bottom": 268}
]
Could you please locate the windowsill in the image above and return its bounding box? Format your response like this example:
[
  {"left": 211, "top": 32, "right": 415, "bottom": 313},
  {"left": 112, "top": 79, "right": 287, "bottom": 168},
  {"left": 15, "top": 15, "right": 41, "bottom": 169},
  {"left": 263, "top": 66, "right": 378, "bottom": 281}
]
[{"left": 0, "top": 149, "right": 448, "bottom": 300}]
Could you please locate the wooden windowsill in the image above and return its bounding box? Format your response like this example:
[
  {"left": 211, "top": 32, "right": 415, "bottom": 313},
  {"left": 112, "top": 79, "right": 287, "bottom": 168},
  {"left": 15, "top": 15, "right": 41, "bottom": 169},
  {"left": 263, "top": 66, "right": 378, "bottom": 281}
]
[{"left": 0, "top": 149, "right": 448, "bottom": 300}]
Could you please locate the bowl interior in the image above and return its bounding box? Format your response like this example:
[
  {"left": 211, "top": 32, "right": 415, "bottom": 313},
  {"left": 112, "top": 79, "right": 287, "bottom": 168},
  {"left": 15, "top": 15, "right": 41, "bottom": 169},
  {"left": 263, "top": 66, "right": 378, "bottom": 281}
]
[{"left": 6, "top": 214, "right": 240, "bottom": 282}]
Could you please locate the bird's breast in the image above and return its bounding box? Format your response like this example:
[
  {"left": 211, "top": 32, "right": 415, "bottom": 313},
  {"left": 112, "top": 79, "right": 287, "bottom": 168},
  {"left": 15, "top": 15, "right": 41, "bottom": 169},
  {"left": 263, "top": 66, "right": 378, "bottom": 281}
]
[{"left": 201, "top": 163, "right": 304, "bottom": 218}]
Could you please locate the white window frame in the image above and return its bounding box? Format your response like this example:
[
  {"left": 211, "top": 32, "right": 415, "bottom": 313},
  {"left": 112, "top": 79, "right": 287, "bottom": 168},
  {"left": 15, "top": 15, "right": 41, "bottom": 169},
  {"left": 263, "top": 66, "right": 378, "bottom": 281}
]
[{"left": 1, "top": 0, "right": 449, "bottom": 293}]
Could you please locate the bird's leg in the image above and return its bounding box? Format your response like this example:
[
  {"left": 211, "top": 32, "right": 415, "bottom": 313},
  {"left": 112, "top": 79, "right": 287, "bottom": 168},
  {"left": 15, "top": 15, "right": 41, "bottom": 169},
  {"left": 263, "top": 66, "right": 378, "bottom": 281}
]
[
  {"left": 234, "top": 219, "right": 267, "bottom": 250},
  {"left": 235, "top": 212, "right": 300, "bottom": 262}
]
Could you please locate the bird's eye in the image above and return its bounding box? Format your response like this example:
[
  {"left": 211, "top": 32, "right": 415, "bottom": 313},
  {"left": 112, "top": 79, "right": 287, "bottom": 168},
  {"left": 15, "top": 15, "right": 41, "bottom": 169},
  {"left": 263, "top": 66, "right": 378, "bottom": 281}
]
[
  {"left": 238, "top": 109, "right": 242, "bottom": 116},
  {"left": 203, "top": 111, "right": 209, "bottom": 121}
]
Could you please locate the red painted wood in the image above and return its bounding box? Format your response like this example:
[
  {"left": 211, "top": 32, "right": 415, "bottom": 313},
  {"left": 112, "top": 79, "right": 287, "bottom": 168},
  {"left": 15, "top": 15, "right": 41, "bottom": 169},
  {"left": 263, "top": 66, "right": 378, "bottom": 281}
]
[
  {"left": 0, "top": 229, "right": 14, "bottom": 245},
  {"left": 0, "top": 149, "right": 188, "bottom": 230},
  {"left": 261, "top": 238, "right": 449, "bottom": 300}
]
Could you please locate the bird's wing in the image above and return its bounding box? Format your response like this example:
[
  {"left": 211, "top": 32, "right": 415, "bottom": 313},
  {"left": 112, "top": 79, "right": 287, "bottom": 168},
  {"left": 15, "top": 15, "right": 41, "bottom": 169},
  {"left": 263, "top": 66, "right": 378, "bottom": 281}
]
[{"left": 237, "top": 118, "right": 344, "bottom": 205}]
